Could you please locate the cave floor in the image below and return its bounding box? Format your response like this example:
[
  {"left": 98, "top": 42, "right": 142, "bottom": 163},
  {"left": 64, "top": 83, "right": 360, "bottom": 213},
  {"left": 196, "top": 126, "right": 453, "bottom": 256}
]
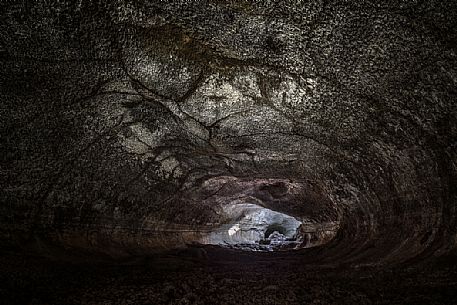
[{"left": 1, "top": 247, "right": 457, "bottom": 305}]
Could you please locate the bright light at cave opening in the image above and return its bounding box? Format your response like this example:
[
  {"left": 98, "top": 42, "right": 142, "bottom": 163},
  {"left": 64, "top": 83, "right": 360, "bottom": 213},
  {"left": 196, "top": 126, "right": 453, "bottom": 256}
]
[
  {"left": 228, "top": 224, "right": 240, "bottom": 236},
  {"left": 200, "top": 203, "right": 304, "bottom": 251}
]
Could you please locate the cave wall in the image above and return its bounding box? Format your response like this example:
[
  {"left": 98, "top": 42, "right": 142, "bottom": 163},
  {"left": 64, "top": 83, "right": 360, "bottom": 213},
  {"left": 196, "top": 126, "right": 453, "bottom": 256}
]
[{"left": 0, "top": 0, "right": 456, "bottom": 264}]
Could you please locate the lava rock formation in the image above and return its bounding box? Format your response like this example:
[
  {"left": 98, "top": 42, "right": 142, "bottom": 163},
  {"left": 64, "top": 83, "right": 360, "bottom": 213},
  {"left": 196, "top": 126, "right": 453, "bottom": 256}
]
[{"left": 0, "top": 0, "right": 456, "bottom": 304}]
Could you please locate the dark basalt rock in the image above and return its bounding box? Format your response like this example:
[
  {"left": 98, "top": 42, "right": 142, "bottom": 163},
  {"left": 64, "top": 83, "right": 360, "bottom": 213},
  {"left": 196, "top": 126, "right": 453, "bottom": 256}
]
[{"left": 0, "top": 0, "right": 456, "bottom": 281}]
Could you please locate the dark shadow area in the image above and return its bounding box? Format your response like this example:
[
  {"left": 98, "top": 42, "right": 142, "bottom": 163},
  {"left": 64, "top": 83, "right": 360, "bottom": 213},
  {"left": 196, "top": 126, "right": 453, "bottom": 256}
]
[{"left": 2, "top": 246, "right": 457, "bottom": 305}]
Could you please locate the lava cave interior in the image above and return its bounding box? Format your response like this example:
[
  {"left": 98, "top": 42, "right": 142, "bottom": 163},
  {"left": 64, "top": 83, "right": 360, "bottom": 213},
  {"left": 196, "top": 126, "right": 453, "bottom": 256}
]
[{"left": 0, "top": 1, "right": 456, "bottom": 304}]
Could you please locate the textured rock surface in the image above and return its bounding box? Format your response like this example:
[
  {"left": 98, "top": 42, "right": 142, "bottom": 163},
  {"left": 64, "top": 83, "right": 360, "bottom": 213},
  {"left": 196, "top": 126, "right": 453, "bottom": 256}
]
[
  {"left": 2, "top": 248, "right": 457, "bottom": 305},
  {"left": 199, "top": 203, "right": 305, "bottom": 250},
  {"left": 0, "top": 0, "right": 456, "bottom": 268}
]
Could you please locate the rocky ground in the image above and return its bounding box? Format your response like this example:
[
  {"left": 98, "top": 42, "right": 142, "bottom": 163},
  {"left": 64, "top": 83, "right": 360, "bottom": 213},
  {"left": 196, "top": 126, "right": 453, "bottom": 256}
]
[{"left": 2, "top": 247, "right": 457, "bottom": 305}]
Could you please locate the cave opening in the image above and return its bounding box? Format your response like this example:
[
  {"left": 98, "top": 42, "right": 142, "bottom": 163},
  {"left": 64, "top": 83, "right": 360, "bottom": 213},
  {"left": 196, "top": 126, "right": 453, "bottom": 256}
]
[
  {"left": 264, "top": 224, "right": 287, "bottom": 239},
  {"left": 198, "top": 203, "right": 328, "bottom": 251}
]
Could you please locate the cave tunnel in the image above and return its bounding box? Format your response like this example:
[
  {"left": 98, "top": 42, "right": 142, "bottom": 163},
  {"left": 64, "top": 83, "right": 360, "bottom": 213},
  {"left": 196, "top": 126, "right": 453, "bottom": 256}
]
[{"left": 0, "top": 1, "right": 456, "bottom": 304}]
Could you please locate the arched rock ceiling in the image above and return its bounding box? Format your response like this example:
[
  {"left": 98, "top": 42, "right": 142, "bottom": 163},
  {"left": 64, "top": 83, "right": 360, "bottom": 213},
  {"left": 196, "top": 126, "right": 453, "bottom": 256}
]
[{"left": 0, "top": 0, "right": 456, "bottom": 264}]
